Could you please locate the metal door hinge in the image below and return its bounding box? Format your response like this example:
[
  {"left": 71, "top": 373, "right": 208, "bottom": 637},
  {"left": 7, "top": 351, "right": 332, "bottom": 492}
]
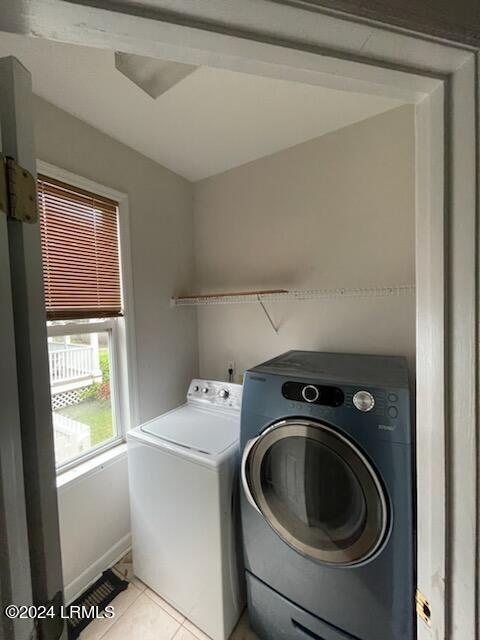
[
  {"left": 416, "top": 589, "right": 431, "bottom": 626},
  {"left": 0, "top": 155, "right": 38, "bottom": 223}
]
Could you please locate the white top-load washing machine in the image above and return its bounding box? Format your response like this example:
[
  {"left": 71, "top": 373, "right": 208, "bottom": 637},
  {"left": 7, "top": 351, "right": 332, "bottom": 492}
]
[{"left": 127, "top": 379, "right": 244, "bottom": 640}]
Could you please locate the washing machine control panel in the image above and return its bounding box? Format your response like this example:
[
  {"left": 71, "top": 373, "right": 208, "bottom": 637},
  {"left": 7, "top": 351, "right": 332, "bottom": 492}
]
[
  {"left": 187, "top": 379, "right": 242, "bottom": 411},
  {"left": 282, "top": 382, "right": 344, "bottom": 407}
]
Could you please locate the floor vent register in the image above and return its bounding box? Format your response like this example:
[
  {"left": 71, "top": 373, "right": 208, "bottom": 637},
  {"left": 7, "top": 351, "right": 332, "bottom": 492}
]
[{"left": 67, "top": 569, "right": 128, "bottom": 639}]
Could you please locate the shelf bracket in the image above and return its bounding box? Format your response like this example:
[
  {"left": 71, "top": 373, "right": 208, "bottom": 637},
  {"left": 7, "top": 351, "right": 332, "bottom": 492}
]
[{"left": 258, "top": 295, "right": 278, "bottom": 333}]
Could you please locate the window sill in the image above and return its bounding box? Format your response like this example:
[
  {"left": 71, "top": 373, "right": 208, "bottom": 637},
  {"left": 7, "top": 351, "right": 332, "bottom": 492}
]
[{"left": 56, "top": 442, "right": 128, "bottom": 490}]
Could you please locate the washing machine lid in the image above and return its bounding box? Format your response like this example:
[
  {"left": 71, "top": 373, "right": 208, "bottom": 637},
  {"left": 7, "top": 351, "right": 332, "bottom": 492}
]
[{"left": 140, "top": 405, "right": 239, "bottom": 456}]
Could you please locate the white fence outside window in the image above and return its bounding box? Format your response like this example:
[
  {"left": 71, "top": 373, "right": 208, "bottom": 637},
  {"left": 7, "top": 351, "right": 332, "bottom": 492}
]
[{"left": 48, "top": 337, "right": 102, "bottom": 394}]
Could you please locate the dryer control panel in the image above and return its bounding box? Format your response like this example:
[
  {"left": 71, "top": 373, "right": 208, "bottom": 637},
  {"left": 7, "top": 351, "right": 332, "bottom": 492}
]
[
  {"left": 187, "top": 378, "right": 243, "bottom": 411},
  {"left": 282, "top": 381, "right": 344, "bottom": 407}
]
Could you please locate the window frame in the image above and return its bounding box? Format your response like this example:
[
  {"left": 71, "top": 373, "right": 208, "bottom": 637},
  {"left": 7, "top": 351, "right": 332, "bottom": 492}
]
[
  {"left": 39, "top": 161, "right": 138, "bottom": 473},
  {"left": 47, "top": 318, "right": 121, "bottom": 470}
]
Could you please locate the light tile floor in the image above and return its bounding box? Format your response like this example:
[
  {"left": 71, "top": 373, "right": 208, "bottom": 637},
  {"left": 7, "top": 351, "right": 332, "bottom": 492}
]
[{"left": 79, "top": 554, "right": 259, "bottom": 640}]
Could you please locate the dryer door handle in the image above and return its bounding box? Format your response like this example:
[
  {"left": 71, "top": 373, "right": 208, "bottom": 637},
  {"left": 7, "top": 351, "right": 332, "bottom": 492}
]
[{"left": 241, "top": 437, "right": 261, "bottom": 514}]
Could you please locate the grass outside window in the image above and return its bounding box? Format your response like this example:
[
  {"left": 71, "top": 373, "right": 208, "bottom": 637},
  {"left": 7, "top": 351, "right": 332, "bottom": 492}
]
[{"left": 56, "top": 348, "right": 113, "bottom": 446}]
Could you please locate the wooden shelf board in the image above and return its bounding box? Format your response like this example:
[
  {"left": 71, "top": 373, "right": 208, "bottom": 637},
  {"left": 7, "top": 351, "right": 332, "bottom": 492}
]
[{"left": 175, "top": 288, "right": 288, "bottom": 300}]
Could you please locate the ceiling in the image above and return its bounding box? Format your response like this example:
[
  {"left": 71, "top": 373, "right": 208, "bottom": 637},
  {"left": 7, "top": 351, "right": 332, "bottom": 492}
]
[{"left": 0, "top": 32, "right": 403, "bottom": 181}]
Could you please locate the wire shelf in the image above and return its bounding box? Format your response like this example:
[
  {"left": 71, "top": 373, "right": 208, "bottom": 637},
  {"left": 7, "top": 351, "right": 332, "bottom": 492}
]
[{"left": 171, "top": 284, "right": 416, "bottom": 306}]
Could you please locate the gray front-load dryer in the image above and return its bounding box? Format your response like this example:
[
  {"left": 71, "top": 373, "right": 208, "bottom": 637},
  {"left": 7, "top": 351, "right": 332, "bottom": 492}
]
[{"left": 240, "top": 351, "right": 415, "bottom": 640}]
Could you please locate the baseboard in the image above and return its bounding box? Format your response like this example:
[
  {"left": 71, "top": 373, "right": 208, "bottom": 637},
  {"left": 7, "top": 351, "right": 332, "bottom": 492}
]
[{"left": 64, "top": 534, "right": 132, "bottom": 604}]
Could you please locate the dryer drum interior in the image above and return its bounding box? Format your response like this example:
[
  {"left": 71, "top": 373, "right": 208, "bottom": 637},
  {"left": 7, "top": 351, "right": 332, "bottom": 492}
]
[{"left": 242, "top": 419, "right": 389, "bottom": 566}]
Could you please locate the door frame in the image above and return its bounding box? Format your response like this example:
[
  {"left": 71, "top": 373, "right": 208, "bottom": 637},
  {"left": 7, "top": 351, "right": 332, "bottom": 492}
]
[
  {"left": 0, "top": 1, "right": 477, "bottom": 638},
  {"left": 0, "top": 56, "right": 65, "bottom": 640},
  {"left": 0, "top": 58, "right": 35, "bottom": 640}
]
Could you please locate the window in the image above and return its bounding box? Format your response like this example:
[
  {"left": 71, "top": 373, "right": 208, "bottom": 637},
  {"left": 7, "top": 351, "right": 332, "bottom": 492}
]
[{"left": 38, "top": 171, "right": 130, "bottom": 470}]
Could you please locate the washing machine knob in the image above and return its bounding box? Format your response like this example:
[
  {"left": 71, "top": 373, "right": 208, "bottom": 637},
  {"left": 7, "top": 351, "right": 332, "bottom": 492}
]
[
  {"left": 353, "top": 390, "right": 375, "bottom": 412},
  {"left": 193, "top": 385, "right": 200, "bottom": 392},
  {"left": 302, "top": 385, "right": 319, "bottom": 403},
  {"left": 202, "top": 387, "right": 209, "bottom": 394},
  {"left": 219, "top": 389, "right": 229, "bottom": 399}
]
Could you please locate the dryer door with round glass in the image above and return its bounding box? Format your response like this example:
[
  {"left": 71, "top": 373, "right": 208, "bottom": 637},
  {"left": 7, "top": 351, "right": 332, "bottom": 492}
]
[{"left": 241, "top": 419, "right": 389, "bottom": 565}]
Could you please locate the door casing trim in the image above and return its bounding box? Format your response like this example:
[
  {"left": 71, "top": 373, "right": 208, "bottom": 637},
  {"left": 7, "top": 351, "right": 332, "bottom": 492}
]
[{"left": 0, "top": 1, "right": 477, "bottom": 637}]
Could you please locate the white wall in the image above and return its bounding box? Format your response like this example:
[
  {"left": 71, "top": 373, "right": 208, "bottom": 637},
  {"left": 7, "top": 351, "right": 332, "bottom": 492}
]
[
  {"left": 34, "top": 95, "right": 198, "bottom": 423},
  {"left": 193, "top": 105, "right": 415, "bottom": 380},
  {"left": 33, "top": 96, "right": 198, "bottom": 599},
  {"left": 57, "top": 452, "right": 130, "bottom": 603}
]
